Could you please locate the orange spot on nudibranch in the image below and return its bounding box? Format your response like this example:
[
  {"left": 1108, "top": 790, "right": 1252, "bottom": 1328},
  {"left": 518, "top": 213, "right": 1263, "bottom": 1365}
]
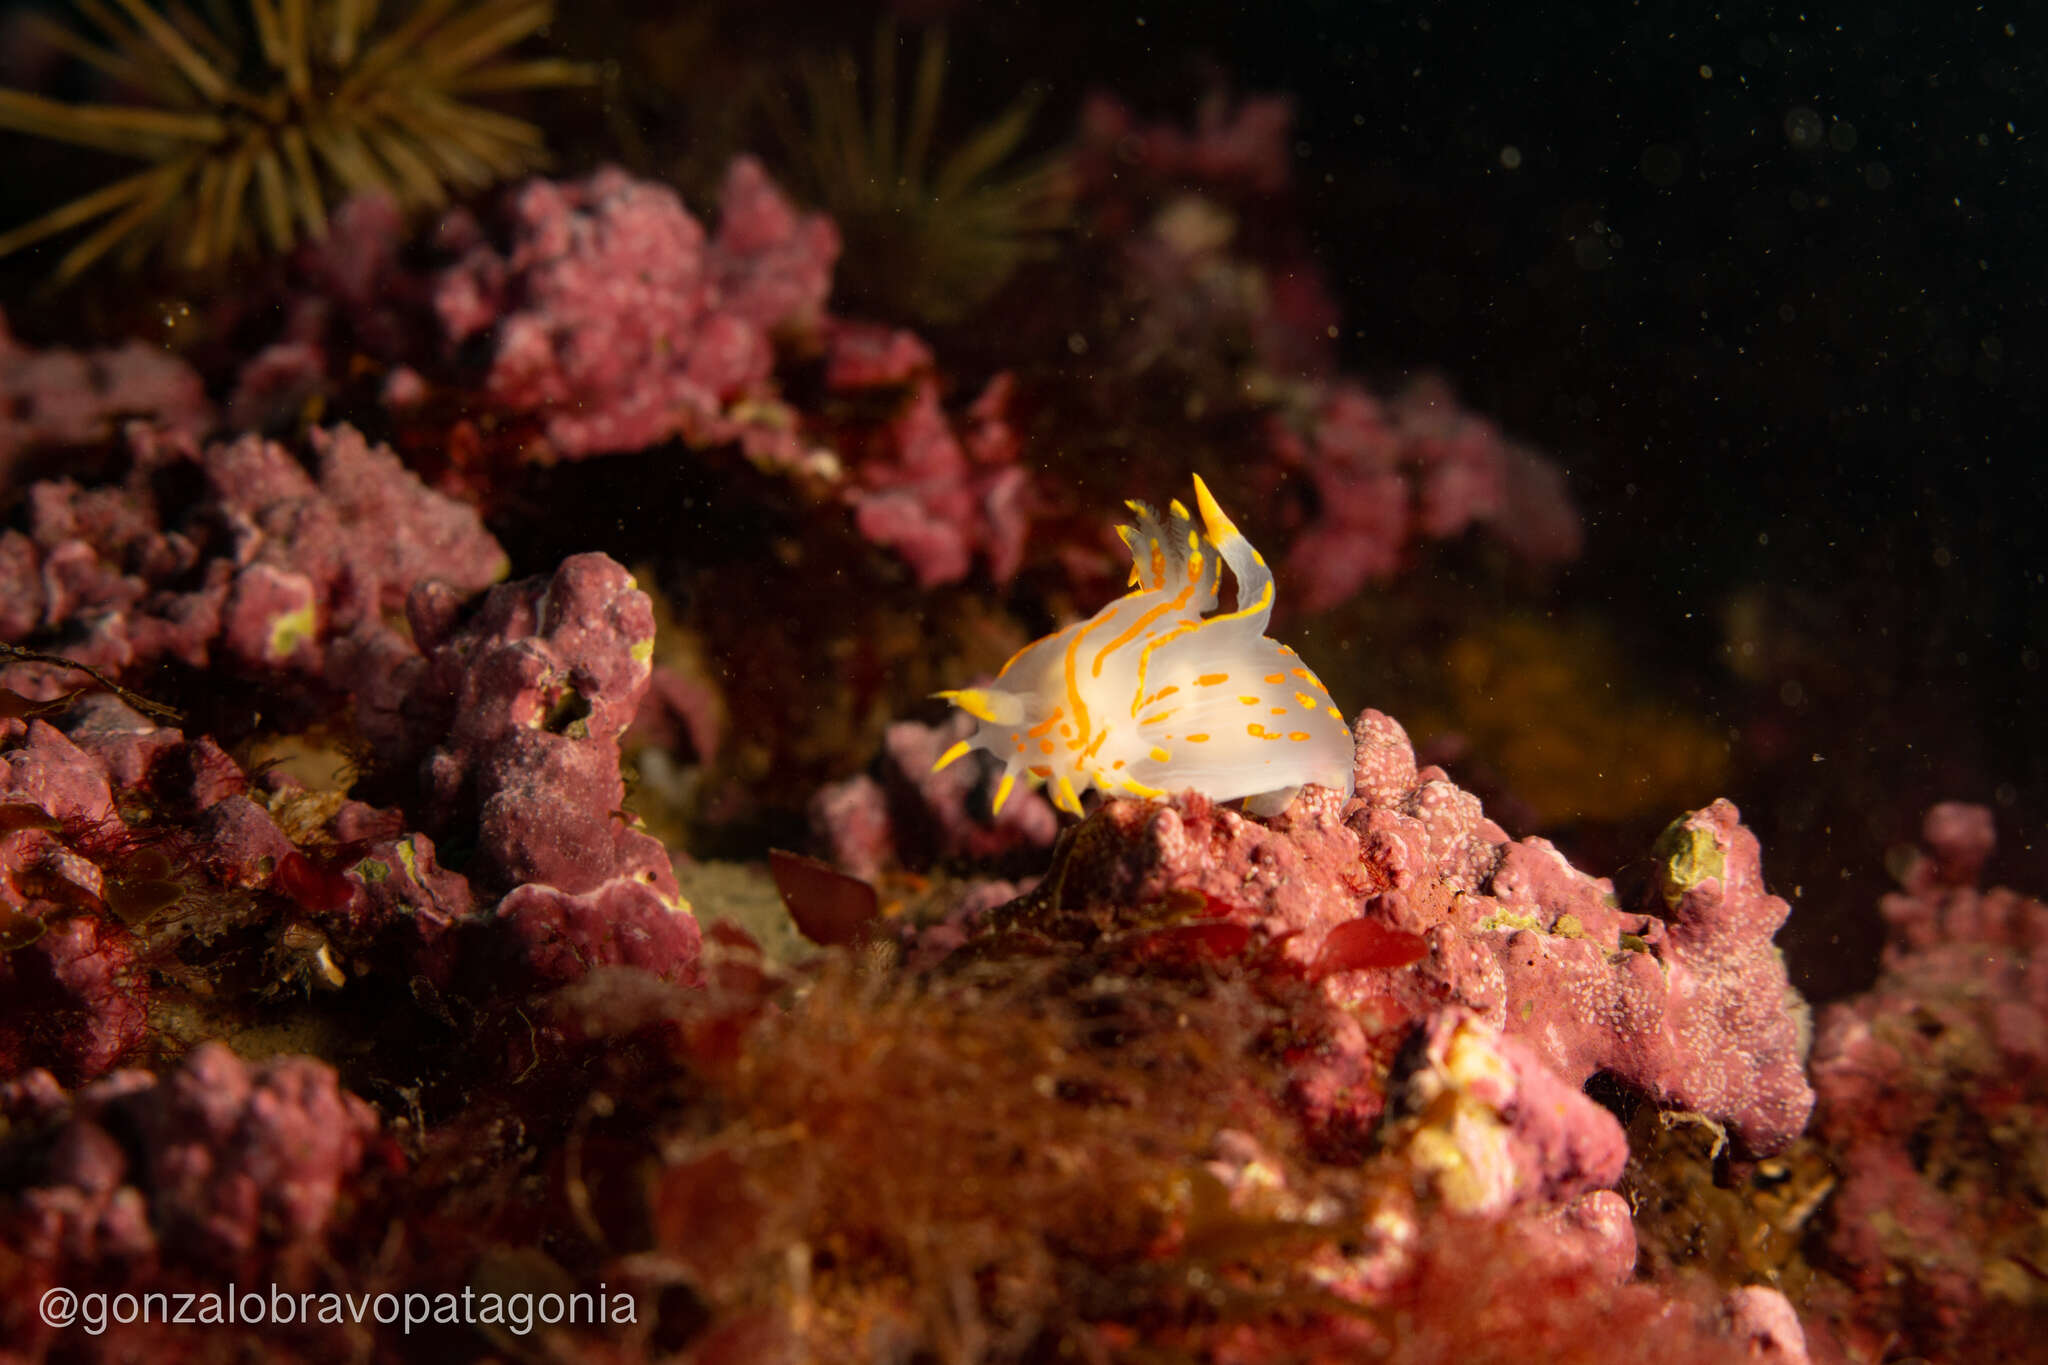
[
  {"left": 1296, "top": 691, "right": 1318, "bottom": 709},
  {"left": 1288, "top": 731, "right": 1312, "bottom": 742},
  {"left": 1264, "top": 672, "right": 1287, "bottom": 684},
  {"left": 1038, "top": 739, "right": 1055, "bottom": 754},
  {"left": 1187, "top": 733, "right": 1210, "bottom": 742},
  {"left": 1239, "top": 695, "right": 1259, "bottom": 705},
  {"left": 1196, "top": 673, "right": 1229, "bottom": 687}
]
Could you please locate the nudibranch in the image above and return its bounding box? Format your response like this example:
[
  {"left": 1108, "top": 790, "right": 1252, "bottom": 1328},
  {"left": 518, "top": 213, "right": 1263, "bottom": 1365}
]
[{"left": 934, "top": 476, "right": 1354, "bottom": 818}]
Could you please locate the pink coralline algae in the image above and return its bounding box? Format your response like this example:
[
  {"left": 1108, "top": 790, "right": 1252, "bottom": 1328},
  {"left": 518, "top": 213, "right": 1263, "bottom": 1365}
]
[
  {"left": 393, "top": 553, "right": 701, "bottom": 986},
  {"left": 0, "top": 1045, "right": 376, "bottom": 1350},
  {"left": 0, "top": 422, "right": 506, "bottom": 697},
  {"left": 1074, "top": 93, "right": 1342, "bottom": 388},
  {"left": 1267, "top": 376, "right": 1585, "bottom": 612},
  {"left": 1074, "top": 90, "right": 1301, "bottom": 211},
  {"left": 810, "top": 714, "right": 1058, "bottom": 884},
  {"left": 0, "top": 309, "right": 210, "bottom": 484},
  {"left": 833, "top": 341, "right": 1031, "bottom": 588},
  {"left": 435, "top": 159, "right": 840, "bottom": 466},
  {"left": 0, "top": 691, "right": 480, "bottom": 1083},
  {"left": 1, "top": 559, "right": 702, "bottom": 1085},
  {"left": 1805, "top": 802, "right": 2048, "bottom": 1359},
  {"left": 998, "top": 708, "right": 1814, "bottom": 1159}
]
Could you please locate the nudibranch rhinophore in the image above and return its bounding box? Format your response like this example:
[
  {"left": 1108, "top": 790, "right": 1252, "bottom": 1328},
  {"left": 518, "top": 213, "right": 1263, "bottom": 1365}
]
[{"left": 934, "top": 476, "right": 1355, "bottom": 818}]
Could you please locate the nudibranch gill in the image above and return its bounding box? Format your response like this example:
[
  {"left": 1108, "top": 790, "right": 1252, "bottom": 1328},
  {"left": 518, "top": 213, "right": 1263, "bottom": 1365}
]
[{"left": 934, "top": 475, "right": 1355, "bottom": 818}]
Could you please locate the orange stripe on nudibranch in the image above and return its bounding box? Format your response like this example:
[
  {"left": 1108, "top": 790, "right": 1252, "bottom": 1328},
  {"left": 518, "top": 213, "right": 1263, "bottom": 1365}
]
[
  {"left": 1130, "top": 620, "right": 1200, "bottom": 714},
  {"left": 1207, "top": 578, "right": 1274, "bottom": 626},
  {"left": 1186, "top": 733, "right": 1210, "bottom": 742},
  {"left": 1061, "top": 612, "right": 1110, "bottom": 752},
  {"left": 1094, "top": 578, "right": 1195, "bottom": 677},
  {"left": 1027, "top": 710, "right": 1063, "bottom": 737}
]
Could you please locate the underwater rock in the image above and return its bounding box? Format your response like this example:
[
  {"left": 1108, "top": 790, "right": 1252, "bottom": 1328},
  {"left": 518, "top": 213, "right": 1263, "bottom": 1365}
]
[
  {"left": 402, "top": 553, "right": 700, "bottom": 986},
  {"left": 0, "top": 695, "right": 481, "bottom": 1082},
  {"left": 993, "top": 708, "right": 1813, "bottom": 1157},
  {"left": 0, "top": 1044, "right": 376, "bottom": 1350},
  {"left": 837, "top": 350, "right": 1031, "bottom": 589},
  {"left": 1380, "top": 1009, "right": 1631, "bottom": 1218},
  {"left": 1268, "top": 376, "right": 1583, "bottom": 611},
  {"left": 435, "top": 160, "right": 838, "bottom": 467},
  {"left": 0, "top": 719, "right": 147, "bottom": 1083},
  {"left": 0, "top": 421, "right": 505, "bottom": 700},
  {"left": 1075, "top": 90, "right": 1301, "bottom": 208},
  {"left": 810, "top": 714, "right": 1059, "bottom": 882},
  {"left": 0, "top": 309, "right": 211, "bottom": 487},
  {"left": 1805, "top": 803, "right": 2048, "bottom": 1361}
]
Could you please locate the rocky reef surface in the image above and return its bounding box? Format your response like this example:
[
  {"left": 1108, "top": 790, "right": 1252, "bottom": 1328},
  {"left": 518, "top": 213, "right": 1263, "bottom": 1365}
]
[{"left": 0, "top": 93, "right": 2033, "bottom": 1365}]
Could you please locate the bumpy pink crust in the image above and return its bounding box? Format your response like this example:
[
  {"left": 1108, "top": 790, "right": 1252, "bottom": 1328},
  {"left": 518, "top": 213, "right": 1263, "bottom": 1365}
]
[
  {"left": 1806, "top": 803, "right": 2048, "bottom": 1356},
  {"left": 999, "top": 708, "right": 1813, "bottom": 1157},
  {"left": 837, "top": 346, "right": 1031, "bottom": 589},
  {"left": 1, "top": 554, "right": 701, "bottom": 1079},
  {"left": 810, "top": 715, "right": 1059, "bottom": 883},
  {"left": 0, "top": 1045, "right": 376, "bottom": 1350},
  {"left": 402, "top": 553, "right": 700, "bottom": 986},
  {"left": 1267, "top": 377, "right": 1584, "bottom": 611},
  {"left": 0, "top": 308, "right": 211, "bottom": 481},
  {"left": 434, "top": 160, "right": 838, "bottom": 464},
  {"left": 0, "top": 693, "right": 479, "bottom": 1082},
  {"left": 0, "top": 422, "right": 505, "bottom": 698}
]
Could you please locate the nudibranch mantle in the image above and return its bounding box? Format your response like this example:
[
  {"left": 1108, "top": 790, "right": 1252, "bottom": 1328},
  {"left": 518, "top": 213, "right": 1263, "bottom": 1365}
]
[{"left": 935, "top": 476, "right": 1354, "bottom": 818}]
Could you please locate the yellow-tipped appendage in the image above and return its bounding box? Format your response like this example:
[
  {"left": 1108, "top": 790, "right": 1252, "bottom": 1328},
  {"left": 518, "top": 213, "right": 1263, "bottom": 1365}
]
[
  {"left": 1191, "top": 473, "right": 1242, "bottom": 546},
  {"left": 931, "top": 688, "right": 1021, "bottom": 725},
  {"left": 1054, "top": 774, "right": 1082, "bottom": 816},
  {"left": 932, "top": 739, "right": 974, "bottom": 772}
]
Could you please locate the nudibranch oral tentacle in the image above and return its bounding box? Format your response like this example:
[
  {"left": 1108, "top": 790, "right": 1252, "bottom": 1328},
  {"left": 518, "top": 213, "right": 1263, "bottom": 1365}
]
[{"left": 934, "top": 475, "right": 1354, "bottom": 818}]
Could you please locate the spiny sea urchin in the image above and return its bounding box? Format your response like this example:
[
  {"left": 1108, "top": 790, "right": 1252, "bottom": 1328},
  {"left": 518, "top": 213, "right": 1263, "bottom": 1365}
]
[
  {"left": 770, "top": 23, "right": 1072, "bottom": 326},
  {"left": 0, "top": 0, "right": 590, "bottom": 283}
]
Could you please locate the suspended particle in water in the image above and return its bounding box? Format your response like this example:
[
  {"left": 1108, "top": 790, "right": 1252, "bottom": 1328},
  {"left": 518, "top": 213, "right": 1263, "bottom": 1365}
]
[{"left": 1783, "top": 106, "right": 1826, "bottom": 150}]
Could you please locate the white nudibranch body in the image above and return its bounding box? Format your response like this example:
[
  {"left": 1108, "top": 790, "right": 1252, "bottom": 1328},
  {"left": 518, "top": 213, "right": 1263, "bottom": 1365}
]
[{"left": 934, "top": 476, "right": 1354, "bottom": 818}]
